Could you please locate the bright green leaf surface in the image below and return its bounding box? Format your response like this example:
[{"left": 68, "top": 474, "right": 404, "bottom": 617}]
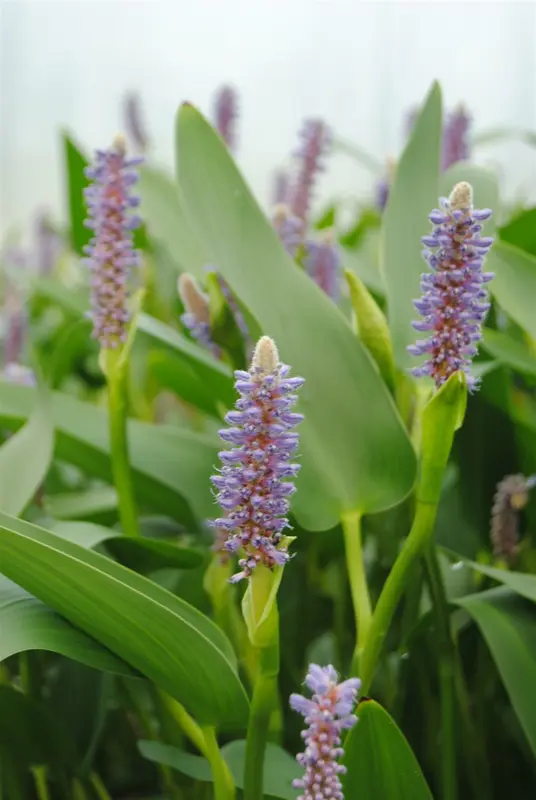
[
  {"left": 0, "top": 513, "right": 249, "bottom": 727},
  {"left": 488, "top": 241, "right": 536, "bottom": 339},
  {"left": 62, "top": 132, "right": 91, "bottom": 256},
  {"left": 382, "top": 82, "right": 442, "bottom": 368},
  {"left": 482, "top": 329, "right": 536, "bottom": 377},
  {"left": 342, "top": 699, "right": 433, "bottom": 799},
  {"left": 177, "top": 104, "right": 416, "bottom": 527}
]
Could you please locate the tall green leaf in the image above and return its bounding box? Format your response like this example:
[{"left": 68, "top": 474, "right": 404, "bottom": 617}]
[
  {"left": 381, "top": 82, "right": 442, "bottom": 368},
  {"left": 342, "top": 699, "right": 433, "bottom": 798},
  {"left": 488, "top": 241, "right": 536, "bottom": 339},
  {"left": 0, "top": 513, "right": 249, "bottom": 728},
  {"left": 0, "top": 392, "right": 53, "bottom": 516},
  {"left": 455, "top": 587, "right": 536, "bottom": 756},
  {"left": 0, "top": 575, "right": 133, "bottom": 675},
  {"left": 62, "top": 132, "right": 91, "bottom": 256},
  {"left": 0, "top": 382, "right": 218, "bottom": 527},
  {"left": 177, "top": 104, "right": 416, "bottom": 529}
]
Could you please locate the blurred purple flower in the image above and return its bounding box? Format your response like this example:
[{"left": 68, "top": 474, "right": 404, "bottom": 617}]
[
  {"left": 272, "top": 169, "right": 290, "bottom": 206},
  {"left": 491, "top": 474, "right": 536, "bottom": 563},
  {"left": 290, "top": 663, "right": 360, "bottom": 799},
  {"left": 35, "top": 211, "right": 62, "bottom": 275},
  {"left": 213, "top": 85, "right": 238, "bottom": 152},
  {"left": 83, "top": 135, "right": 143, "bottom": 349},
  {"left": 178, "top": 273, "right": 221, "bottom": 357},
  {"left": 216, "top": 273, "right": 250, "bottom": 345},
  {"left": 289, "top": 119, "right": 332, "bottom": 228},
  {"left": 210, "top": 336, "right": 304, "bottom": 582},
  {"left": 375, "top": 156, "right": 397, "bottom": 213},
  {"left": 304, "top": 230, "right": 341, "bottom": 300},
  {"left": 409, "top": 181, "right": 494, "bottom": 391},
  {"left": 442, "top": 104, "right": 471, "bottom": 170},
  {"left": 272, "top": 204, "right": 303, "bottom": 258},
  {"left": 123, "top": 91, "right": 150, "bottom": 153}
]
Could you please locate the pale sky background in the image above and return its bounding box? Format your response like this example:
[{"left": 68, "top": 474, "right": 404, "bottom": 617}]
[{"left": 1, "top": 0, "right": 536, "bottom": 240}]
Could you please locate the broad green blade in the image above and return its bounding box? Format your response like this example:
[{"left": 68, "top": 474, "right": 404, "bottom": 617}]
[
  {"left": 0, "top": 575, "right": 133, "bottom": 675},
  {"left": 0, "top": 390, "right": 53, "bottom": 516},
  {"left": 177, "top": 104, "right": 416, "bottom": 527},
  {"left": 342, "top": 699, "right": 433, "bottom": 799},
  {"left": 138, "top": 166, "right": 209, "bottom": 279},
  {"left": 381, "top": 82, "right": 442, "bottom": 368},
  {"left": 482, "top": 329, "right": 536, "bottom": 377},
  {"left": 0, "top": 513, "right": 249, "bottom": 728},
  {"left": 488, "top": 241, "right": 536, "bottom": 339},
  {"left": 455, "top": 587, "right": 536, "bottom": 757},
  {"left": 0, "top": 382, "right": 218, "bottom": 528},
  {"left": 139, "top": 739, "right": 300, "bottom": 799}
]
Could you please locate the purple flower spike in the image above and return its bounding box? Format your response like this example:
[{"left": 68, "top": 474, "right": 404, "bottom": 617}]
[
  {"left": 491, "top": 474, "right": 535, "bottom": 564},
  {"left": 272, "top": 204, "right": 303, "bottom": 258},
  {"left": 209, "top": 336, "right": 304, "bottom": 582},
  {"left": 213, "top": 85, "right": 238, "bottom": 152},
  {"left": 83, "top": 135, "right": 143, "bottom": 349},
  {"left": 290, "top": 663, "right": 360, "bottom": 800},
  {"left": 290, "top": 119, "right": 332, "bottom": 228},
  {"left": 178, "top": 273, "right": 221, "bottom": 357},
  {"left": 409, "top": 181, "right": 494, "bottom": 392},
  {"left": 442, "top": 104, "right": 471, "bottom": 171},
  {"left": 304, "top": 230, "right": 341, "bottom": 300}
]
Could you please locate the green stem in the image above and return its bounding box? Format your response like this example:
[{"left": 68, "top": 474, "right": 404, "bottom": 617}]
[
  {"left": 89, "top": 774, "right": 113, "bottom": 800},
  {"left": 106, "top": 356, "right": 140, "bottom": 537},
  {"left": 31, "top": 767, "right": 50, "bottom": 800},
  {"left": 243, "top": 644, "right": 279, "bottom": 800},
  {"left": 342, "top": 511, "right": 372, "bottom": 674},
  {"left": 454, "top": 654, "right": 491, "bottom": 800},
  {"left": 359, "top": 499, "right": 437, "bottom": 692},
  {"left": 424, "top": 544, "right": 457, "bottom": 800}
]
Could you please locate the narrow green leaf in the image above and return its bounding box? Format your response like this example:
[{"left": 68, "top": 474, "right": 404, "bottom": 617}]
[
  {"left": 45, "top": 487, "right": 118, "bottom": 522},
  {"left": 331, "top": 137, "right": 385, "bottom": 174},
  {"left": 0, "top": 390, "right": 53, "bottom": 516},
  {"left": 62, "top": 132, "right": 91, "bottom": 256},
  {"left": 342, "top": 699, "right": 433, "bottom": 799},
  {"left": 0, "top": 382, "right": 218, "bottom": 527},
  {"left": 0, "top": 575, "right": 133, "bottom": 675},
  {"left": 482, "top": 329, "right": 536, "bottom": 377},
  {"left": 455, "top": 587, "right": 536, "bottom": 756},
  {"left": 177, "top": 103, "right": 416, "bottom": 527},
  {"left": 462, "top": 559, "right": 536, "bottom": 604},
  {"left": 488, "top": 241, "right": 536, "bottom": 339},
  {"left": 382, "top": 82, "right": 442, "bottom": 367},
  {"left": 139, "top": 739, "right": 300, "bottom": 799},
  {"left": 0, "top": 513, "right": 249, "bottom": 727},
  {"left": 472, "top": 127, "right": 536, "bottom": 149}
]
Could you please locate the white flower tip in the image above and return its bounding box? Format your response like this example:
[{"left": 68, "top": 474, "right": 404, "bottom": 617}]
[
  {"left": 252, "top": 335, "right": 279, "bottom": 376},
  {"left": 449, "top": 181, "right": 473, "bottom": 211},
  {"left": 272, "top": 203, "right": 291, "bottom": 223},
  {"left": 178, "top": 273, "right": 210, "bottom": 324},
  {"left": 112, "top": 133, "right": 127, "bottom": 155}
]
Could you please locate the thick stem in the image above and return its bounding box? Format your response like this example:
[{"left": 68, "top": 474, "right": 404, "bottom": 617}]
[
  {"left": 342, "top": 511, "right": 372, "bottom": 674},
  {"left": 106, "top": 355, "right": 140, "bottom": 537},
  {"left": 243, "top": 644, "right": 279, "bottom": 800},
  {"left": 360, "top": 500, "right": 437, "bottom": 693},
  {"left": 424, "top": 545, "right": 457, "bottom": 800}
]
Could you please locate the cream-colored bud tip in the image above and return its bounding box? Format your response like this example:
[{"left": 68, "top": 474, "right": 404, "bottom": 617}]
[
  {"left": 252, "top": 336, "right": 279, "bottom": 375},
  {"left": 272, "top": 203, "right": 290, "bottom": 222},
  {"left": 177, "top": 273, "right": 210, "bottom": 324},
  {"left": 449, "top": 181, "right": 473, "bottom": 211},
  {"left": 112, "top": 132, "right": 127, "bottom": 154}
]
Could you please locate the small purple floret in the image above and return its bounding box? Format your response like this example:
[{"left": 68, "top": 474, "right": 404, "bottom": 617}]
[
  {"left": 289, "top": 119, "right": 332, "bottom": 228},
  {"left": 213, "top": 85, "right": 238, "bottom": 152},
  {"left": 304, "top": 232, "right": 341, "bottom": 300},
  {"left": 272, "top": 204, "right": 303, "bottom": 258},
  {"left": 290, "top": 663, "right": 360, "bottom": 800},
  {"left": 442, "top": 105, "right": 471, "bottom": 170},
  {"left": 83, "top": 136, "right": 143, "bottom": 349},
  {"left": 209, "top": 336, "right": 304, "bottom": 582},
  {"left": 409, "top": 181, "right": 494, "bottom": 392}
]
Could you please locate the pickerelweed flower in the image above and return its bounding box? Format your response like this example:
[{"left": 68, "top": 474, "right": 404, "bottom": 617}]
[
  {"left": 272, "top": 169, "right": 290, "bottom": 206},
  {"left": 272, "top": 204, "right": 303, "bottom": 258},
  {"left": 409, "top": 181, "right": 494, "bottom": 391},
  {"left": 83, "top": 135, "right": 143, "bottom": 349},
  {"left": 213, "top": 85, "right": 238, "bottom": 152},
  {"left": 290, "top": 119, "right": 332, "bottom": 228},
  {"left": 290, "top": 663, "right": 360, "bottom": 800},
  {"left": 178, "top": 273, "right": 221, "bottom": 357},
  {"left": 442, "top": 104, "right": 471, "bottom": 171},
  {"left": 491, "top": 474, "right": 536, "bottom": 563},
  {"left": 210, "top": 336, "right": 304, "bottom": 583},
  {"left": 304, "top": 230, "right": 341, "bottom": 301},
  {"left": 123, "top": 91, "right": 150, "bottom": 153}
]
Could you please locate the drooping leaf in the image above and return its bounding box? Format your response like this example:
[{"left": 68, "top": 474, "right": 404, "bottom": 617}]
[
  {"left": 482, "top": 329, "right": 536, "bottom": 378},
  {"left": 462, "top": 560, "right": 536, "bottom": 605},
  {"left": 0, "top": 382, "right": 218, "bottom": 527},
  {"left": 139, "top": 739, "right": 300, "bottom": 799},
  {"left": 381, "top": 82, "right": 442, "bottom": 368},
  {"left": 0, "top": 575, "right": 133, "bottom": 675},
  {"left": 177, "top": 103, "right": 416, "bottom": 529},
  {"left": 0, "top": 513, "right": 249, "bottom": 728},
  {"left": 488, "top": 241, "right": 536, "bottom": 340},
  {"left": 455, "top": 587, "right": 536, "bottom": 757},
  {"left": 342, "top": 699, "right": 433, "bottom": 799},
  {"left": 0, "top": 390, "right": 53, "bottom": 517}
]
